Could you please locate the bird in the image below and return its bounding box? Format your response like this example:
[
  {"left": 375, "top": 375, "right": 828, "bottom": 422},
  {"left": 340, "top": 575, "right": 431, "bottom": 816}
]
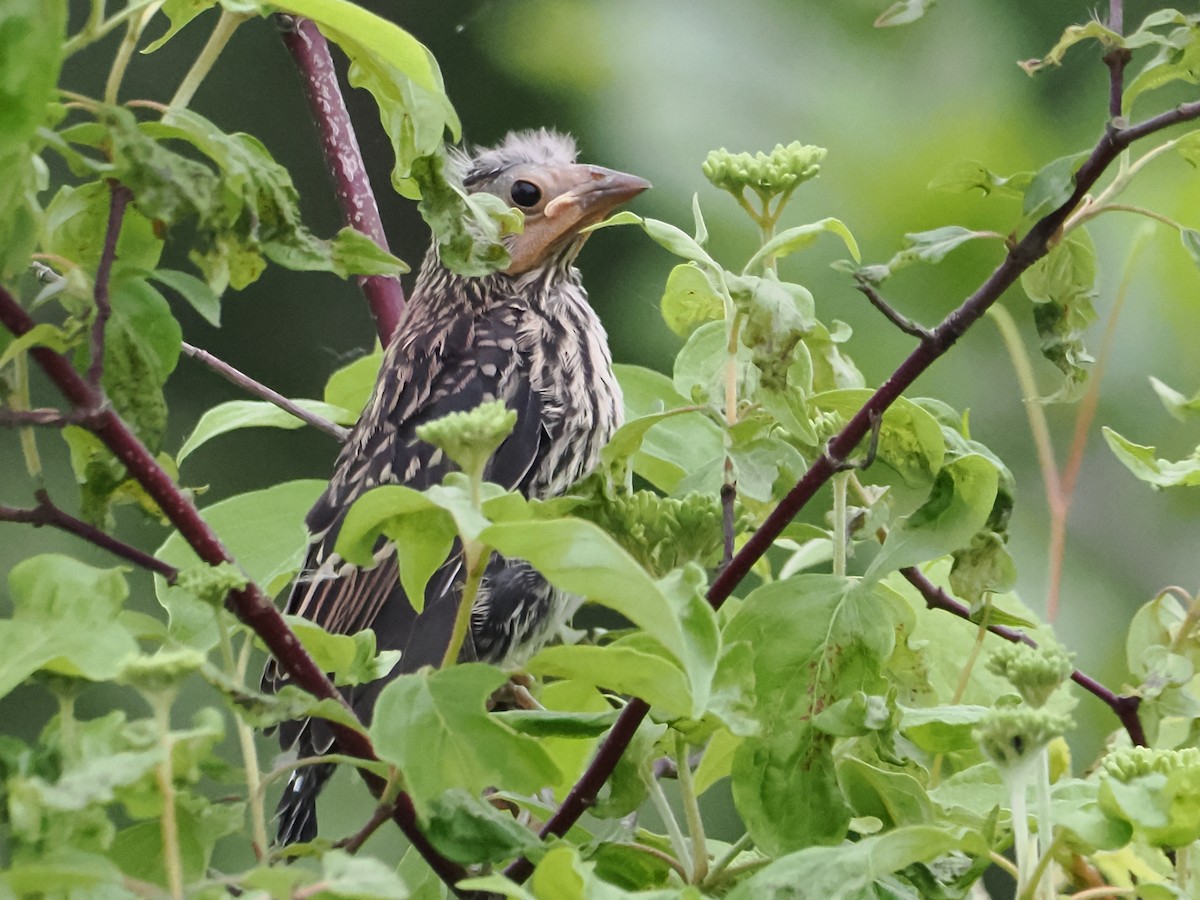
[{"left": 260, "top": 129, "right": 650, "bottom": 845}]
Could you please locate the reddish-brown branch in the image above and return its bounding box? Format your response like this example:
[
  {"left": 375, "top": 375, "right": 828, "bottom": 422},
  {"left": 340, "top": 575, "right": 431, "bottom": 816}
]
[
  {"left": 504, "top": 99, "right": 1200, "bottom": 885},
  {"left": 277, "top": 15, "right": 405, "bottom": 344},
  {"left": 1104, "top": 0, "right": 1131, "bottom": 121},
  {"left": 0, "top": 489, "right": 179, "bottom": 579},
  {"left": 0, "top": 285, "right": 466, "bottom": 891},
  {"left": 88, "top": 182, "right": 131, "bottom": 388},
  {"left": 900, "top": 566, "right": 1146, "bottom": 747}
]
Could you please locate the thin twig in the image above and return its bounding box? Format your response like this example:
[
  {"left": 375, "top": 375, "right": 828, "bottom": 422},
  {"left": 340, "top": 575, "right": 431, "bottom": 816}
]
[
  {"left": 719, "top": 481, "right": 736, "bottom": 572},
  {"left": 0, "top": 283, "right": 468, "bottom": 893},
  {"left": 335, "top": 801, "right": 397, "bottom": 854},
  {"left": 0, "top": 408, "right": 71, "bottom": 427},
  {"left": 1104, "top": 0, "right": 1130, "bottom": 121},
  {"left": 855, "top": 278, "right": 934, "bottom": 340},
  {"left": 0, "top": 489, "right": 178, "bottom": 579},
  {"left": 504, "top": 91, "right": 1198, "bottom": 887},
  {"left": 277, "top": 15, "right": 405, "bottom": 343},
  {"left": 181, "top": 341, "right": 350, "bottom": 441},
  {"left": 88, "top": 182, "right": 132, "bottom": 388},
  {"left": 900, "top": 566, "right": 1146, "bottom": 746}
]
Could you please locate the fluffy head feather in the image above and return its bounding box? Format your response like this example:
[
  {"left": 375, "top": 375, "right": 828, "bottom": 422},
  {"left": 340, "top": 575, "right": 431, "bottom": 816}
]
[{"left": 456, "top": 128, "right": 579, "bottom": 186}]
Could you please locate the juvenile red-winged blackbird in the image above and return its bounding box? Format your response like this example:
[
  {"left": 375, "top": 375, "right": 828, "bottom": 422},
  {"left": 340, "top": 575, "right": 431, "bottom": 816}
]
[{"left": 262, "top": 129, "right": 649, "bottom": 844}]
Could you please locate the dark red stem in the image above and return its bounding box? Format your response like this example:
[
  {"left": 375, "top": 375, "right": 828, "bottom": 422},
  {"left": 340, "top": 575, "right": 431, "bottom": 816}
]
[
  {"left": 277, "top": 15, "right": 405, "bottom": 343},
  {"left": 87, "top": 182, "right": 131, "bottom": 388}
]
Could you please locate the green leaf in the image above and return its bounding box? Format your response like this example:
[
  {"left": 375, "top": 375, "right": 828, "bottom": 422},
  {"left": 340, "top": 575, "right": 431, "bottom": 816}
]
[
  {"left": 884, "top": 226, "right": 1002, "bottom": 275},
  {"left": 874, "top": 0, "right": 937, "bottom": 27},
  {"left": 1022, "top": 229, "right": 1097, "bottom": 403},
  {"left": 1103, "top": 427, "right": 1200, "bottom": 489},
  {"left": 0, "top": 322, "right": 72, "bottom": 369},
  {"left": 156, "top": 480, "right": 325, "bottom": 648},
  {"left": 529, "top": 640, "right": 693, "bottom": 719},
  {"left": 147, "top": 267, "right": 222, "bottom": 326},
  {"left": 1020, "top": 20, "right": 1123, "bottom": 74},
  {"left": 1150, "top": 376, "right": 1200, "bottom": 422},
  {"left": 865, "top": 453, "right": 1000, "bottom": 582},
  {"left": 2, "top": 850, "right": 125, "bottom": 897},
  {"left": 928, "top": 160, "right": 1032, "bottom": 197},
  {"left": 659, "top": 262, "right": 725, "bottom": 337},
  {"left": 674, "top": 319, "right": 755, "bottom": 409},
  {"left": 1182, "top": 228, "right": 1200, "bottom": 270},
  {"left": 900, "top": 704, "right": 990, "bottom": 752},
  {"left": 0, "top": 0, "right": 64, "bottom": 277},
  {"left": 324, "top": 350, "right": 383, "bottom": 414},
  {"left": 493, "top": 707, "right": 618, "bottom": 739},
  {"left": 724, "top": 576, "right": 896, "bottom": 854},
  {"left": 0, "top": 556, "right": 137, "bottom": 700},
  {"left": 724, "top": 825, "right": 983, "bottom": 900},
  {"left": 177, "top": 399, "right": 356, "bottom": 463},
  {"left": 838, "top": 757, "right": 933, "bottom": 828},
  {"left": 425, "top": 789, "right": 543, "bottom": 865},
  {"left": 315, "top": 849, "right": 411, "bottom": 899},
  {"left": 331, "top": 483, "right": 457, "bottom": 613},
  {"left": 286, "top": 618, "right": 399, "bottom": 687},
  {"left": 1100, "top": 768, "right": 1200, "bottom": 848},
  {"left": 1124, "top": 23, "right": 1200, "bottom": 115},
  {"left": 329, "top": 225, "right": 409, "bottom": 277},
  {"left": 590, "top": 211, "right": 718, "bottom": 267},
  {"left": 483, "top": 520, "right": 709, "bottom": 674},
  {"left": 42, "top": 180, "right": 163, "bottom": 277},
  {"left": 370, "top": 664, "right": 561, "bottom": 809},
  {"left": 694, "top": 727, "right": 742, "bottom": 796},
  {"left": 1022, "top": 152, "right": 1088, "bottom": 221},
  {"left": 611, "top": 364, "right": 724, "bottom": 493},
  {"left": 743, "top": 217, "right": 860, "bottom": 272},
  {"left": 142, "top": 0, "right": 220, "bottom": 53}
]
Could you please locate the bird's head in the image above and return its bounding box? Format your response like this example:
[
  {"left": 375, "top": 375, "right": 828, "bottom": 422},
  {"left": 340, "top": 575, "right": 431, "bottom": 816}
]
[{"left": 459, "top": 129, "right": 650, "bottom": 276}]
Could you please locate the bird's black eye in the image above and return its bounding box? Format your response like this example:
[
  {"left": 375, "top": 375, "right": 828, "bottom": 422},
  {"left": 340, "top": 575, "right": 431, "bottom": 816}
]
[{"left": 510, "top": 180, "right": 542, "bottom": 208}]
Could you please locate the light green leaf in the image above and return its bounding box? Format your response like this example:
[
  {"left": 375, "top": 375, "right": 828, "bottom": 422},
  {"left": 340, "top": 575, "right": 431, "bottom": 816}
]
[
  {"left": 528, "top": 641, "right": 693, "bottom": 719},
  {"left": 156, "top": 480, "right": 325, "bottom": 648},
  {"left": 725, "top": 825, "right": 983, "bottom": 900},
  {"left": 660, "top": 262, "right": 725, "bottom": 337},
  {"left": 285, "top": 617, "right": 399, "bottom": 687},
  {"left": 370, "top": 664, "right": 561, "bottom": 809},
  {"left": 900, "top": 704, "right": 990, "bottom": 752},
  {"left": 177, "top": 399, "right": 356, "bottom": 463},
  {"left": 743, "top": 217, "right": 860, "bottom": 272},
  {"left": 0, "top": 322, "right": 71, "bottom": 369},
  {"left": 1020, "top": 20, "right": 1123, "bottom": 74},
  {"left": 884, "top": 225, "right": 1002, "bottom": 275},
  {"left": 333, "top": 483, "right": 458, "bottom": 611},
  {"left": 316, "top": 849, "right": 411, "bottom": 899},
  {"left": 865, "top": 453, "right": 1000, "bottom": 582},
  {"left": 1124, "top": 24, "right": 1200, "bottom": 115},
  {"left": 324, "top": 350, "right": 383, "bottom": 414},
  {"left": 142, "top": 0, "right": 220, "bottom": 53},
  {"left": 874, "top": 0, "right": 937, "bottom": 27},
  {"left": 724, "top": 576, "right": 896, "bottom": 854},
  {"left": 1150, "top": 376, "right": 1200, "bottom": 422},
  {"left": 426, "top": 789, "right": 543, "bottom": 865},
  {"left": 147, "top": 267, "right": 222, "bottom": 326},
  {"left": 1103, "top": 426, "right": 1200, "bottom": 489},
  {"left": 928, "top": 159, "right": 1032, "bottom": 197},
  {"left": 0, "top": 555, "right": 137, "bottom": 699},
  {"left": 838, "top": 757, "right": 933, "bottom": 828},
  {"left": 1181, "top": 228, "right": 1200, "bottom": 270}
]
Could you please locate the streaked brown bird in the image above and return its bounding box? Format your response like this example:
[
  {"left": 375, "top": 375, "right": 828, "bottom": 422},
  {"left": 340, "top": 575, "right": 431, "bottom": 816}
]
[{"left": 262, "top": 129, "right": 649, "bottom": 844}]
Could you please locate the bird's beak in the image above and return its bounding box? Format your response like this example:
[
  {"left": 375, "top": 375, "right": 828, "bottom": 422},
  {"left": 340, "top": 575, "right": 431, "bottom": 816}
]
[{"left": 504, "top": 165, "right": 651, "bottom": 275}]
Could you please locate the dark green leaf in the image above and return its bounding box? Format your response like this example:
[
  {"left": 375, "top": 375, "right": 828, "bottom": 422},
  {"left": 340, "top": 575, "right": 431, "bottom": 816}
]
[
  {"left": 425, "top": 789, "right": 543, "bottom": 864},
  {"left": 838, "top": 757, "right": 933, "bottom": 828},
  {"left": 1021, "top": 152, "right": 1088, "bottom": 221},
  {"left": 1021, "top": 229, "right": 1097, "bottom": 403},
  {"left": 1124, "top": 23, "right": 1200, "bottom": 114},
  {"left": 147, "top": 268, "right": 222, "bottom": 326}
]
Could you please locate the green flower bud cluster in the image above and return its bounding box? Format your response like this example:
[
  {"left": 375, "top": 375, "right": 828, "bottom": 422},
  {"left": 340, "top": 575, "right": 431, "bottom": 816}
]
[
  {"left": 1101, "top": 746, "right": 1200, "bottom": 783},
  {"left": 986, "top": 642, "right": 1074, "bottom": 708},
  {"left": 415, "top": 400, "right": 517, "bottom": 477},
  {"left": 975, "top": 707, "right": 1073, "bottom": 773},
  {"left": 175, "top": 562, "right": 249, "bottom": 608},
  {"left": 577, "top": 488, "right": 726, "bottom": 577},
  {"left": 702, "top": 143, "right": 827, "bottom": 201}
]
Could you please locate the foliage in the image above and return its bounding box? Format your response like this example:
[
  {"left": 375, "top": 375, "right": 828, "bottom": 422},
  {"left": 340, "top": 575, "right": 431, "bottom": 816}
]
[{"left": 0, "top": 1, "right": 1199, "bottom": 899}]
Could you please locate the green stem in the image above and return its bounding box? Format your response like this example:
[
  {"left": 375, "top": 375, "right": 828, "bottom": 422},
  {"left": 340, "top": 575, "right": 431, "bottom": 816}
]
[
  {"left": 104, "top": 1, "right": 163, "bottom": 104},
  {"left": 644, "top": 764, "right": 692, "bottom": 878},
  {"left": 441, "top": 541, "right": 487, "bottom": 669},
  {"left": 236, "top": 633, "right": 270, "bottom": 858},
  {"left": 10, "top": 355, "right": 44, "bottom": 482},
  {"left": 674, "top": 732, "right": 707, "bottom": 884},
  {"left": 703, "top": 832, "right": 753, "bottom": 888},
  {"left": 832, "top": 471, "right": 849, "bottom": 578},
  {"left": 65, "top": 0, "right": 158, "bottom": 56},
  {"left": 150, "top": 692, "right": 185, "bottom": 900},
  {"left": 169, "top": 9, "right": 250, "bottom": 111}
]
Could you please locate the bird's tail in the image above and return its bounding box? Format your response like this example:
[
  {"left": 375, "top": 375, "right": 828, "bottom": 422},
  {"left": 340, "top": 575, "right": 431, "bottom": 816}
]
[{"left": 275, "top": 762, "right": 335, "bottom": 846}]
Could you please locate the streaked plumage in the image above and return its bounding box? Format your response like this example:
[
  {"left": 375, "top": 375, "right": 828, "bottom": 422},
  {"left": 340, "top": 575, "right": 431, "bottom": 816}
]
[{"left": 261, "top": 130, "right": 649, "bottom": 844}]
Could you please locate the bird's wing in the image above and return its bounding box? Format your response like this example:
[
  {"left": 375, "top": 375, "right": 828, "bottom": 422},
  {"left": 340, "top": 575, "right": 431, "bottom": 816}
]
[{"left": 263, "top": 307, "right": 546, "bottom": 692}]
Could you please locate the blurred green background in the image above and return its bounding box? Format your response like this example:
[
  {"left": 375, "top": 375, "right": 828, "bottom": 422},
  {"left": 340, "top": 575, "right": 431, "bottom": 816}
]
[{"left": 3, "top": 0, "right": 1200, "bottom": 864}]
